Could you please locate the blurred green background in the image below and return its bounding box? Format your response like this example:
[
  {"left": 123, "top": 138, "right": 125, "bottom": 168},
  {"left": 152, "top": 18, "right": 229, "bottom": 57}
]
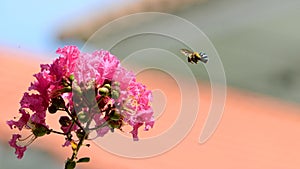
[{"left": 0, "top": 141, "right": 62, "bottom": 168}]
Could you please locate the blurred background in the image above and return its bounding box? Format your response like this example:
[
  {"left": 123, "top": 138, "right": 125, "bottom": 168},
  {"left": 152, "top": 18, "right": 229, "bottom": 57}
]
[{"left": 1, "top": 0, "right": 300, "bottom": 168}]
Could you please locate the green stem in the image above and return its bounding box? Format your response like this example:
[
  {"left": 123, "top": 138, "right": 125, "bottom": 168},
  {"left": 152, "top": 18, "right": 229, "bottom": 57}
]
[
  {"left": 88, "top": 120, "right": 110, "bottom": 131},
  {"left": 48, "top": 129, "right": 66, "bottom": 136},
  {"left": 64, "top": 108, "right": 85, "bottom": 132},
  {"left": 63, "top": 108, "right": 87, "bottom": 162}
]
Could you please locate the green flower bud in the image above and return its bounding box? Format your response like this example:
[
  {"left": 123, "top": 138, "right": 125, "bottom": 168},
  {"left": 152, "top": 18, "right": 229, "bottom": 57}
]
[
  {"left": 76, "top": 129, "right": 87, "bottom": 140},
  {"left": 32, "top": 124, "right": 48, "bottom": 137},
  {"left": 78, "top": 112, "right": 89, "bottom": 123},
  {"left": 103, "top": 83, "right": 111, "bottom": 90},
  {"left": 110, "top": 110, "right": 121, "bottom": 121},
  {"left": 111, "top": 90, "right": 120, "bottom": 99},
  {"left": 112, "top": 81, "right": 120, "bottom": 87},
  {"left": 99, "top": 87, "right": 109, "bottom": 96},
  {"left": 109, "top": 121, "right": 122, "bottom": 129},
  {"left": 72, "top": 85, "right": 82, "bottom": 95},
  {"left": 69, "top": 74, "right": 75, "bottom": 82}
]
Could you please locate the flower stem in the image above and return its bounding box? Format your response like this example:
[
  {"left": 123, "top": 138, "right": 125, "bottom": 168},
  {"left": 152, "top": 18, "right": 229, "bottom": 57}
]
[
  {"left": 64, "top": 108, "right": 85, "bottom": 132},
  {"left": 88, "top": 121, "right": 110, "bottom": 130},
  {"left": 63, "top": 108, "right": 87, "bottom": 162},
  {"left": 48, "top": 129, "right": 66, "bottom": 136}
]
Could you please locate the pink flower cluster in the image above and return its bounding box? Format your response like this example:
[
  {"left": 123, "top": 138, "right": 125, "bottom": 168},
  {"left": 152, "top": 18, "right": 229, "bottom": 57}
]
[{"left": 7, "top": 46, "right": 154, "bottom": 159}]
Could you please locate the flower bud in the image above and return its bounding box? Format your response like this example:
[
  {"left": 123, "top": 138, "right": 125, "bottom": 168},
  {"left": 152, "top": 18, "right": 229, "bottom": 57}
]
[
  {"left": 69, "top": 74, "right": 75, "bottom": 82},
  {"left": 110, "top": 109, "right": 121, "bottom": 121},
  {"left": 103, "top": 83, "right": 111, "bottom": 90},
  {"left": 77, "top": 112, "right": 89, "bottom": 123},
  {"left": 51, "top": 96, "right": 66, "bottom": 109},
  {"left": 112, "top": 81, "right": 120, "bottom": 87},
  {"left": 72, "top": 85, "right": 82, "bottom": 95},
  {"left": 59, "top": 116, "right": 71, "bottom": 127},
  {"left": 111, "top": 90, "right": 120, "bottom": 99},
  {"left": 76, "top": 129, "right": 87, "bottom": 140},
  {"left": 48, "top": 104, "right": 57, "bottom": 114},
  {"left": 109, "top": 120, "right": 122, "bottom": 130},
  {"left": 32, "top": 124, "right": 48, "bottom": 137},
  {"left": 99, "top": 87, "right": 109, "bottom": 96}
]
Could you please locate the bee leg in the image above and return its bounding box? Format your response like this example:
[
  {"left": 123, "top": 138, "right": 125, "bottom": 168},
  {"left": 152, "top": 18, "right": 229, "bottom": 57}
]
[{"left": 188, "top": 57, "right": 192, "bottom": 63}]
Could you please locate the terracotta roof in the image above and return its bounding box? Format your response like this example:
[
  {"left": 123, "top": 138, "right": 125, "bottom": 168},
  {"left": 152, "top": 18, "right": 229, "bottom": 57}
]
[
  {"left": 1, "top": 48, "right": 300, "bottom": 168},
  {"left": 58, "top": 0, "right": 207, "bottom": 41}
]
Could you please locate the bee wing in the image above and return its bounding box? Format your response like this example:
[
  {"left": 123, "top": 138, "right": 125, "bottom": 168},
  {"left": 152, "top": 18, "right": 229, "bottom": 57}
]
[{"left": 180, "top": 49, "right": 193, "bottom": 56}]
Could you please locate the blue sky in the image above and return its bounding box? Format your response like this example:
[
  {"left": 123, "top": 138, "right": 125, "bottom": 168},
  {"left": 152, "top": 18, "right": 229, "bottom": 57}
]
[{"left": 0, "top": 0, "right": 125, "bottom": 55}]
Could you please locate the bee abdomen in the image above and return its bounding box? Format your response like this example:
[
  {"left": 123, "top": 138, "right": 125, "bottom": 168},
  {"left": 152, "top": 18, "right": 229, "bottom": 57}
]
[{"left": 199, "top": 52, "right": 208, "bottom": 63}]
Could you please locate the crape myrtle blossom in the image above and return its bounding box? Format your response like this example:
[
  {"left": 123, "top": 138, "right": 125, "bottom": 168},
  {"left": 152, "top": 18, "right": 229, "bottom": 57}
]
[
  {"left": 7, "top": 46, "right": 154, "bottom": 168},
  {"left": 9, "top": 134, "right": 27, "bottom": 159}
]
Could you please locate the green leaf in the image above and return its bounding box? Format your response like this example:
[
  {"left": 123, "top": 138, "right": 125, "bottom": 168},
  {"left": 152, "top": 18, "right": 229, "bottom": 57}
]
[
  {"left": 77, "top": 157, "right": 90, "bottom": 163},
  {"left": 65, "top": 160, "right": 76, "bottom": 169}
]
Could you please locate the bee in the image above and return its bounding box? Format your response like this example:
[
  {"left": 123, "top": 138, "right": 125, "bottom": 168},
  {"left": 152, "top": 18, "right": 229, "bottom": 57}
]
[{"left": 180, "top": 49, "right": 208, "bottom": 64}]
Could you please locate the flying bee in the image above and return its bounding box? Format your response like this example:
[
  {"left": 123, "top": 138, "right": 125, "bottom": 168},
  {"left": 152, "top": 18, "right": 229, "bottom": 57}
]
[{"left": 180, "top": 49, "right": 208, "bottom": 64}]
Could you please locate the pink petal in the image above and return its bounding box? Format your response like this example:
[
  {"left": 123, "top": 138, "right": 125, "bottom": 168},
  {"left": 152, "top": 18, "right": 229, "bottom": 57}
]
[
  {"left": 8, "top": 134, "right": 27, "bottom": 159},
  {"left": 7, "top": 109, "right": 30, "bottom": 130}
]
